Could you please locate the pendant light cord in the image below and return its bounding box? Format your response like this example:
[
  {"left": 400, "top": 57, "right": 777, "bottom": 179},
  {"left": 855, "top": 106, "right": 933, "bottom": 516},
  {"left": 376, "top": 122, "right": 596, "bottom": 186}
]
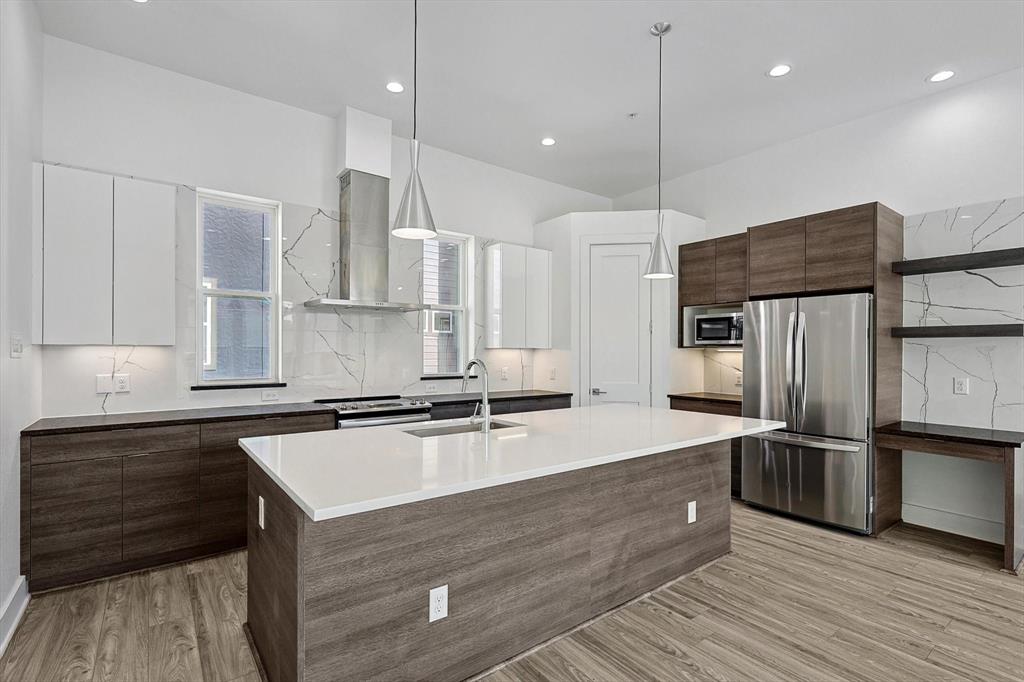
[
  {"left": 657, "top": 29, "right": 663, "bottom": 230},
  {"left": 413, "top": 0, "right": 418, "bottom": 141}
]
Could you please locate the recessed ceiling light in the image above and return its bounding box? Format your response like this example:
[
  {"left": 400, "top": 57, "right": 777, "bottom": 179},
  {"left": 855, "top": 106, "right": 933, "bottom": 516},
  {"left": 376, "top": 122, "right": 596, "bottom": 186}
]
[
  {"left": 540, "top": 137, "right": 556, "bottom": 146},
  {"left": 132, "top": 0, "right": 149, "bottom": 3},
  {"left": 928, "top": 70, "right": 955, "bottom": 83},
  {"left": 386, "top": 81, "right": 404, "bottom": 93},
  {"left": 767, "top": 64, "right": 791, "bottom": 78}
]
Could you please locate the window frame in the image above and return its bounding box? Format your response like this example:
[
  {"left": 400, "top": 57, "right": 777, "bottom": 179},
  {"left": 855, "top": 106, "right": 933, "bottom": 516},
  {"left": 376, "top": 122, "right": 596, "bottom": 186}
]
[
  {"left": 195, "top": 188, "right": 282, "bottom": 387},
  {"left": 421, "top": 230, "right": 474, "bottom": 377}
]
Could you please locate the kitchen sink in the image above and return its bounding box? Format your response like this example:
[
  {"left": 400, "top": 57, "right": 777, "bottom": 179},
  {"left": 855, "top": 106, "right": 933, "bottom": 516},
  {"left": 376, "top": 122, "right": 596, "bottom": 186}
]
[{"left": 403, "top": 419, "right": 523, "bottom": 438}]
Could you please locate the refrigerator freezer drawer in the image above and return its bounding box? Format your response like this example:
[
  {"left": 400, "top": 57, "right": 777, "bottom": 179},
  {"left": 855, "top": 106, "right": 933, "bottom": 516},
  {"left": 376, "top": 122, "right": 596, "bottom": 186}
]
[{"left": 741, "top": 432, "right": 870, "bottom": 532}]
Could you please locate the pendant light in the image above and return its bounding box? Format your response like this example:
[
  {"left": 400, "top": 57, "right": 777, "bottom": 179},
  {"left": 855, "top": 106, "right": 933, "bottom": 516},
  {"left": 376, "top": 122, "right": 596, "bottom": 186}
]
[
  {"left": 643, "top": 22, "right": 675, "bottom": 279},
  {"left": 392, "top": 0, "right": 437, "bottom": 240}
]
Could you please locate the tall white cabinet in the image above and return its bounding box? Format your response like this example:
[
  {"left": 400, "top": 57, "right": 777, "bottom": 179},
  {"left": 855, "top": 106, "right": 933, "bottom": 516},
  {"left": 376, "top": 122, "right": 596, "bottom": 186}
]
[
  {"left": 35, "top": 164, "right": 176, "bottom": 345},
  {"left": 485, "top": 242, "right": 551, "bottom": 349}
]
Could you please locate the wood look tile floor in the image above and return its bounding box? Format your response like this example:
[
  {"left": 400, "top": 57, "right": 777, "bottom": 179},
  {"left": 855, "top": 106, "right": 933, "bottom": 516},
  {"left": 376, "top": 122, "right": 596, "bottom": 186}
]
[{"left": 3, "top": 503, "right": 1022, "bottom": 682}]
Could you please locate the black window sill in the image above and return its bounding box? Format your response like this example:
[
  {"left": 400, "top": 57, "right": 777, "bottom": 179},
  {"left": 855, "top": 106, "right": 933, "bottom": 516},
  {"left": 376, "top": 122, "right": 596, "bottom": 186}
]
[
  {"left": 420, "top": 375, "right": 479, "bottom": 381},
  {"left": 191, "top": 382, "right": 287, "bottom": 391}
]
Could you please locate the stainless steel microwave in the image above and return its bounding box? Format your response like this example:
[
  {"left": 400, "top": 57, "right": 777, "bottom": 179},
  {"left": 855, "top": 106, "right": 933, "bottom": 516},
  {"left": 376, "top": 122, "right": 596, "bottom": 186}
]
[{"left": 694, "top": 312, "right": 743, "bottom": 345}]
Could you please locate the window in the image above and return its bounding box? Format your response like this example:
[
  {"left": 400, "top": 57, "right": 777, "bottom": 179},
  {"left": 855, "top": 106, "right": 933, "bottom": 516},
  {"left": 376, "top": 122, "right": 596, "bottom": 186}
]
[
  {"left": 422, "top": 232, "right": 472, "bottom": 376},
  {"left": 196, "top": 190, "right": 280, "bottom": 385}
]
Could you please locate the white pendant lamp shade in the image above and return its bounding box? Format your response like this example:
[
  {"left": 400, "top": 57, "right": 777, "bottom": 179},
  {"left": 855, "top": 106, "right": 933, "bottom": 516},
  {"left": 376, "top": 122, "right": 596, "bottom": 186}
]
[
  {"left": 392, "top": 0, "right": 437, "bottom": 240},
  {"left": 644, "top": 214, "right": 675, "bottom": 279},
  {"left": 392, "top": 139, "right": 437, "bottom": 239},
  {"left": 643, "top": 21, "right": 675, "bottom": 279}
]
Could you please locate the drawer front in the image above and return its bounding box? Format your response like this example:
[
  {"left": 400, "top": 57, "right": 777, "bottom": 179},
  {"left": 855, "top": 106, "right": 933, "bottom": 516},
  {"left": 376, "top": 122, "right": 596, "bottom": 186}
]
[
  {"left": 669, "top": 398, "right": 742, "bottom": 417},
  {"left": 200, "top": 414, "right": 336, "bottom": 448},
  {"left": 30, "top": 424, "right": 200, "bottom": 465},
  {"left": 510, "top": 396, "right": 572, "bottom": 413},
  {"left": 123, "top": 449, "right": 200, "bottom": 561},
  {"left": 30, "top": 457, "right": 123, "bottom": 585},
  {"left": 429, "top": 403, "right": 477, "bottom": 421},
  {"left": 200, "top": 445, "right": 248, "bottom": 547}
]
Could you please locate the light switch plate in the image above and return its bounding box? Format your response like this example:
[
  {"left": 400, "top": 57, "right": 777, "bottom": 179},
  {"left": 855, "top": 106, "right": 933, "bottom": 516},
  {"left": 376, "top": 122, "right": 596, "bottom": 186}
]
[
  {"left": 429, "top": 584, "right": 448, "bottom": 622},
  {"left": 549, "top": 367, "right": 557, "bottom": 381},
  {"left": 113, "top": 374, "right": 130, "bottom": 393},
  {"left": 500, "top": 366, "right": 509, "bottom": 380},
  {"left": 687, "top": 500, "right": 697, "bottom": 524},
  {"left": 424, "top": 383, "right": 437, "bottom": 394},
  {"left": 9, "top": 334, "right": 23, "bottom": 359},
  {"left": 96, "top": 374, "right": 114, "bottom": 394}
]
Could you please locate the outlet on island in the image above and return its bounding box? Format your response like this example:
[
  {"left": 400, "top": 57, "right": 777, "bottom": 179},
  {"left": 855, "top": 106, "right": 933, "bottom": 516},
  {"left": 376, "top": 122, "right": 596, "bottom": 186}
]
[{"left": 429, "top": 584, "right": 448, "bottom": 622}]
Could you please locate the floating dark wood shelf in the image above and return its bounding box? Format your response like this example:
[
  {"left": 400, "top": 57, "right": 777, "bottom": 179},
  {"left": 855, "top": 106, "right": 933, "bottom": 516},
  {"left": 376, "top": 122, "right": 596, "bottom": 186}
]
[
  {"left": 891, "top": 324, "right": 1023, "bottom": 338},
  {"left": 891, "top": 247, "right": 1024, "bottom": 276}
]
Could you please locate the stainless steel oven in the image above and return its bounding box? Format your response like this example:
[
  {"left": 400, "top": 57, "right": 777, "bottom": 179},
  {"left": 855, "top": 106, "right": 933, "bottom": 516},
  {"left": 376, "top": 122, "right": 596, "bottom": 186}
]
[{"left": 694, "top": 312, "right": 743, "bottom": 345}]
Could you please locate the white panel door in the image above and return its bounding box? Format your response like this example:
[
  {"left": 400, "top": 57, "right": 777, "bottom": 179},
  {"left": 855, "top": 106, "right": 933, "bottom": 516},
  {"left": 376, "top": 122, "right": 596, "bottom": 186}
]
[
  {"left": 525, "top": 247, "right": 550, "bottom": 348},
  {"left": 585, "top": 243, "right": 651, "bottom": 406},
  {"left": 43, "top": 165, "right": 113, "bottom": 345},
  {"left": 114, "top": 176, "right": 176, "bottom": 345}
]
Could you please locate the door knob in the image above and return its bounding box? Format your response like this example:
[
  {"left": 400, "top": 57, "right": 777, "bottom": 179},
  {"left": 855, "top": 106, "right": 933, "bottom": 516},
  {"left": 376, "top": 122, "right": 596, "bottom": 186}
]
[{"left": 591, "top": 388, "right": 607, "bottom": 395}]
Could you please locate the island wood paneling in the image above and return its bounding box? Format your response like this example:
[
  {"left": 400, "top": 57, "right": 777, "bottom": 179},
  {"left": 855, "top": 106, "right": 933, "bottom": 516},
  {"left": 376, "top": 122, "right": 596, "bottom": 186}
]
[
  {"left": 246, "top": 441, "right": 731, "bottom": 682},
  {"left": 123, "top": 450, "right": 200, "bottom": 561},
  {"left": 679, "top": 240, "right": 717, "bottom": 306},
  {"left": 713, "top": 233, "right": 749, "bottom": 303},
  {"left": 30, "top": 457, "right": 124, "bottom": 587},
  {"left": 747, "top": 217, "right": 806, "bottom": 297},
  {"left": 805, "top": 203, "right": 876, "bottom": 291}
]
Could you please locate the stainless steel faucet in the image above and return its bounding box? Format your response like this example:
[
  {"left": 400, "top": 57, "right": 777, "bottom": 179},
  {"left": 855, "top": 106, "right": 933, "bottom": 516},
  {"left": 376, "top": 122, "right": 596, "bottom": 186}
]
[{"left": 461, "top": 358, "right": 491, "bottom": 432}]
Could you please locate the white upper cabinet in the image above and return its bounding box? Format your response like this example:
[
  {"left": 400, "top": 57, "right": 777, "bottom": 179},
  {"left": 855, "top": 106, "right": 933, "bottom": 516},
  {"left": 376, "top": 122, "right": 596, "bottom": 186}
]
[
  {"left": 36, "top": 165, "right": 176, "bottom": 345},
  {"left": 114, "top": 176, "right": 176, "bottom": 345},
  {"left": 485, "top": 243, "right": 551, "bottom": 349},
  {"left": 42, "top": 165, "right": 114, "bottom": 345},
  {"left": 525, "top": 247, "right": 551, "bottom": 348}
]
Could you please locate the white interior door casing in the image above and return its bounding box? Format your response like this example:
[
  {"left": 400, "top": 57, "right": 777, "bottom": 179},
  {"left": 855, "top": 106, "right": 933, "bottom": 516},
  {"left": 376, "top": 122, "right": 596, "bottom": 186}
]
[
  {"left": 113, "top": 176, "right": 176, "bottom": 345},
  {"left": 584, "top": 242, "right": 652, "bottom": 406},
  {"left": 42, "top": 165, "right": 114, "bottom": 345}
]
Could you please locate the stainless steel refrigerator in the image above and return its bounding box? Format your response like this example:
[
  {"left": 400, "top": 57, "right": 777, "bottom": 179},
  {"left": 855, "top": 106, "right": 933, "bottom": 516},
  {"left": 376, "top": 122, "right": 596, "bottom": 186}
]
[{"left": 741, "top": 293, "right": 873, "bottom": 533}]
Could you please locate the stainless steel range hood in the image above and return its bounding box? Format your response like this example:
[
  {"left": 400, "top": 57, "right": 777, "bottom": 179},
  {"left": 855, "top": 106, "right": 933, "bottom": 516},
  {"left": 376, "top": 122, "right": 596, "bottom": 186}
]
[{"left": 304, "top": 169, "right": 430, "bottom": 313}]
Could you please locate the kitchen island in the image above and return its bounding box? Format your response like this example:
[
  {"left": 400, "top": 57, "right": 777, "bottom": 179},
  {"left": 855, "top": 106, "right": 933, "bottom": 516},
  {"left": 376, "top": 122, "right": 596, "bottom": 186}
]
[{"left": 240, "top": 404, "right": 784, "bottom": 682}]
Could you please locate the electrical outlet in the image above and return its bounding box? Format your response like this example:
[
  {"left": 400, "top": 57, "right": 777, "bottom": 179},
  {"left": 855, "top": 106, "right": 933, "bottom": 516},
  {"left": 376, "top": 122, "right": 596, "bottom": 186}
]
[
  {"left": 500, "top": 366, "right": 509, "bottom": 381},
  {"left": 261, "top": 389, "right": 280, "bottom": 402},
  {"left": 953, "top": 377, "right": 970, "bottom": 395},
  {"left": 9, "top": 334, "right": 23, "bottom": 359},
  {"left": 429, "top": 584, "right": 448, "bottom": 622},
  {"left": 113, "top": 373, "right": 130, "bottom": 393},
  {"left": 687, "top": 500, "right": 697, "bottom": 524},
  {"left": 424, "top": 383, "right": 437, "bottom": 394},
  {"left": 549, "top": 367, "right": 557, "bottom": 381},
  {"left": 258, "top": 496, "right": 265, "bottom": 530},
  {"left": 96, "top": 374, "right": 114, "bottom": 394},
  {"left": 734, "top": 374, "right": 743, "bottom": 387}
]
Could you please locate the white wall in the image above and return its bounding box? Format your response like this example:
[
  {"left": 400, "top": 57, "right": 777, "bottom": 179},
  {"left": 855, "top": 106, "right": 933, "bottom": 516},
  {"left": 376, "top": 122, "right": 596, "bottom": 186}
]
[
  {"left": 37, "top": 38, "right": 611, "bottom": 417},
  {"left": 0, "top": 0, "right": 43, "bottom": 652},
  {"left": 613, "top": 69, "right": 1024, "bottom": 238},
  {"left": 614, "top": 67, "right": 1024, "bottom": 543}
]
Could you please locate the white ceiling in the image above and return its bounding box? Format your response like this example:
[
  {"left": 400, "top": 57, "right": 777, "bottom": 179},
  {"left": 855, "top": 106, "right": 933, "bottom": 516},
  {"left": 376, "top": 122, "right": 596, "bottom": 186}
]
[{"left": 35, "top": 0, "right": 1024, "bottom": 198}]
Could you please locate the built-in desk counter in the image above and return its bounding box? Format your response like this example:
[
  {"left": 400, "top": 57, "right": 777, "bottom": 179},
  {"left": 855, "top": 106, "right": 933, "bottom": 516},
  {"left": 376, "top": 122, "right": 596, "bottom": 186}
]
[{"left": 875, "top": 421, "right": 1024, "bottom": 573}]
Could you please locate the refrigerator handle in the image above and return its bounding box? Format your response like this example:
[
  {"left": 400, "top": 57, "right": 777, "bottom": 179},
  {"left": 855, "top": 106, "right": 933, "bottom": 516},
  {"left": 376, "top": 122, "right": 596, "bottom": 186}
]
[
  {"left": 785, "top": 311, "right": 796, "bottom": 424},
  {"left": 796, "top": 312, "right": 807, "bottom": 426}
]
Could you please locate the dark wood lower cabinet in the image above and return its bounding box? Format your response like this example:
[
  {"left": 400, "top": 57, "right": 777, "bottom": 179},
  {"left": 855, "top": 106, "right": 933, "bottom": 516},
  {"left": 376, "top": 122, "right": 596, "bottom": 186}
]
[
  {"left": 429, "top": 395, "right": 571, "bottom": 420},
  {"left": 199, "top": 445, "right": 249, "bottom": 546},
  {"left": 30, "top": 457, "right": 123, "bottom": 586},
  {"left": 123, "top": 449, "right": 200, "bottom": 561}
]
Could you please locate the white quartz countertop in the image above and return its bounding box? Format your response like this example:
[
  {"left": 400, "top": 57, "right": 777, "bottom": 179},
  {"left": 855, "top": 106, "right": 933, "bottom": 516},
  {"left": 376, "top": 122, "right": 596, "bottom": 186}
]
[{"left": 239, "top": 404, "right": 785, "bottom": 521}]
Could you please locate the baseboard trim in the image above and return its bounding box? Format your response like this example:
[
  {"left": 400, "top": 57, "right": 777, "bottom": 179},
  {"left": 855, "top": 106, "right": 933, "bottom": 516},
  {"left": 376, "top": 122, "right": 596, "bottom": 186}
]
[
  {"left": 0, "top": 576, "right": 30, "bottom": 657},
  {"left": 901, "top": 503, "right": 1003, "bottom": 544}
]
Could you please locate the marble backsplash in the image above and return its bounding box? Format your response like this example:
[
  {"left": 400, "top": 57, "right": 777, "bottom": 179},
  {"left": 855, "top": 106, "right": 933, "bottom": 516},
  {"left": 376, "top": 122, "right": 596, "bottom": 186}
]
[
  {"left": 899, "top": 196, "right": 1023, "bottom": 543},
  {"left": 40, "top": 186, "right": 534, "bottom": 416},
  {"left": 702, "top": 350, "right": 743, "bottom": 395}
]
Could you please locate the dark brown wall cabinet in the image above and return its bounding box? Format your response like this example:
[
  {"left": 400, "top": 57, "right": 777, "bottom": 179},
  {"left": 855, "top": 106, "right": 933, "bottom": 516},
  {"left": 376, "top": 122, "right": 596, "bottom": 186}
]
[
  {"left": 678, "top": 234, "right": 748, "bottom": 306},
  {"left": 21, "top": 411, "right": 335, "bottom": 591},
  {"left": 747, "top": 203, "right": 886, "bottom": 298}
]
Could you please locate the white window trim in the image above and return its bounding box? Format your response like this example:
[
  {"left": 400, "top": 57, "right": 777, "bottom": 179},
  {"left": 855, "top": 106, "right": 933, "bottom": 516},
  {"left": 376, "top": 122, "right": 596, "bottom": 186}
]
[
  {"left": 195, "top": 188, "right": 282, "bottom": 386},
  {"left": 422, "top": 230, "right": 474, "bottom": 377}
]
